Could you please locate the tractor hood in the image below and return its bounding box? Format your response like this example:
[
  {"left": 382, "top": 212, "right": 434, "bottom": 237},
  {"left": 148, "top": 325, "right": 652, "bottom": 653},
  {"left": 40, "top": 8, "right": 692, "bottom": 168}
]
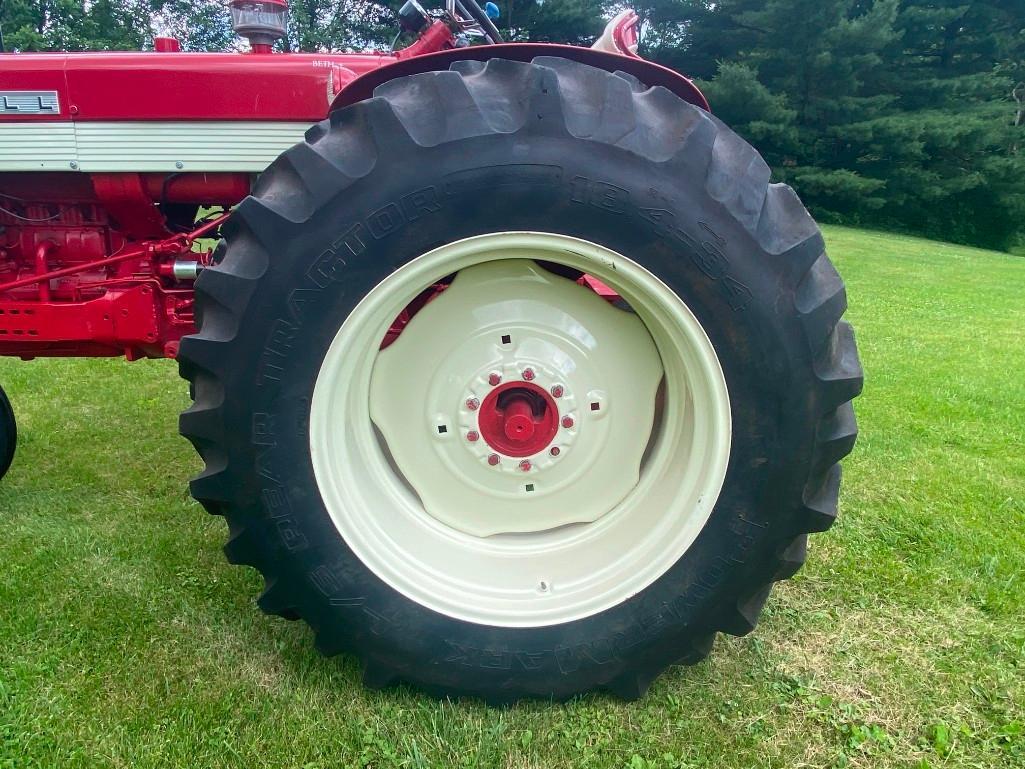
[{"left": 0, "top": 51, "right": 396, "bottom": 123}]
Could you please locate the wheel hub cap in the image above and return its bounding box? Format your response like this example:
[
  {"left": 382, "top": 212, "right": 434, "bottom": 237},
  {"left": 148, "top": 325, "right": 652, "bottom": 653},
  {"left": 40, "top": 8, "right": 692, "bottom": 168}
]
[
  {"left": 369, "top": 259, "right": 664, "bottom": 536},
  {"left": 477, "top": 382, "right": 558, "bottom": 457}
]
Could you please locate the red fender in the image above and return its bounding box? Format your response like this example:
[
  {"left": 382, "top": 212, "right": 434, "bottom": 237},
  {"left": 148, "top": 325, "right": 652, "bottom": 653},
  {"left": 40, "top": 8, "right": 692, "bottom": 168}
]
[{"left": 330, "top": 43, "right": 709, "bottom": 114}]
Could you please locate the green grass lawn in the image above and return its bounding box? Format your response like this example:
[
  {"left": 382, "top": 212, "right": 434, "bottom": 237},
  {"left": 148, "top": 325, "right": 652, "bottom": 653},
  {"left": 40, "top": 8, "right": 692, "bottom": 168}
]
[{"left": 1, "top": 225, "right": 1022, "bottom": 768}]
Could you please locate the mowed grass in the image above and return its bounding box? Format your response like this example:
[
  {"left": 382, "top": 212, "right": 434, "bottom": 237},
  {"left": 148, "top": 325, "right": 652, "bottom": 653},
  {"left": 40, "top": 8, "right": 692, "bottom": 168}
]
[{"left": 1, "top": 225, "right": 1023, "bottom": 769}]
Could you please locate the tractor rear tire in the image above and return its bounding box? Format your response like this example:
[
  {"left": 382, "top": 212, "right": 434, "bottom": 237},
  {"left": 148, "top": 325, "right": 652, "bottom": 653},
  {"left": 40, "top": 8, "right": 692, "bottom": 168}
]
[
  {"left": 0, "top": 383, "right": 15, "bottom": 480},
  {"left": 179, "top": 57, "right": 862, "bottom": 702}
]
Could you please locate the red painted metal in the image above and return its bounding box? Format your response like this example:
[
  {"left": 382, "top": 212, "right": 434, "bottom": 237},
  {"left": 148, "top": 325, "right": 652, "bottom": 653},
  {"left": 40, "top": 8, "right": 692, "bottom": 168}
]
[
  {"left": 139, "top": 173, "right": 251, "bottom": 205},
  {"left": 63, "top": 53, "right": 390, "bottom": 122},
  {"left": 501, "top": 397, "right": 537, "bottom": 440},
  {"left": 0, "top": 210, "right": 225, "bottom": 359},
  {"left": 34, "top": 243, "right": 55, "bottom": 301},
  {"left": 0, "top": 283, "right": 196, "bottom": 360},
  {"left": 0, "top": 25, "right": 458, "bottom": 124},
  {"left": 579, "top": 274, "right": 621, "bottom": 302},
  {"left": 153, "top": 37, "right": 182, "bottom": 53},
  {"left": 0, "top": 61, "right": 67, "bottom": 123},
  {"left": 478, "top": 381, "right": 560, "bottom": 458},
  {"left": 0, "top": 213, "right": 225, "bottom": 294},
  {"left": 380, "top": 282, "right": 449, "bottom": 349},
  {"left": 394, "top": 21, "right": 456, "bottom": 61},
  {"left": 92, "top": 173, "right": 172, "bottom": 240},
  {"left": 0, "top": 52, "right": 386, "bottom": 124},
  {"left": 332, "top": 43, "right": 709, "bottom": 112},
  {"left": 612, "top": 11, "right": 641, "bottom": 58}
]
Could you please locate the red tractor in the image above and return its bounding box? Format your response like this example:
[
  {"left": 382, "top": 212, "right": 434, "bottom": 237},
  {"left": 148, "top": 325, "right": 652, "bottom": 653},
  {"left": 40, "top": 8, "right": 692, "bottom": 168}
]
[{"left": 0, "top": 1, "right": 862, "bottom": 701}]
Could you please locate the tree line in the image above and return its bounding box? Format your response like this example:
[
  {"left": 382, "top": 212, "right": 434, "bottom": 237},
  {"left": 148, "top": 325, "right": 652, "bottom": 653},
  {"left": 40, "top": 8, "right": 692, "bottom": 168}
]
[{"left": 2, "top": 0, "right": 1023, "bottom": 251}]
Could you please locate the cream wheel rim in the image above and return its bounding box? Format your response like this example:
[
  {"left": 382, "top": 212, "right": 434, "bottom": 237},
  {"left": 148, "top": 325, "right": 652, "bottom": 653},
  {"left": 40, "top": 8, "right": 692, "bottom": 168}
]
[{"left": 310, "top": 232, "right": 731, "bottom": 627}]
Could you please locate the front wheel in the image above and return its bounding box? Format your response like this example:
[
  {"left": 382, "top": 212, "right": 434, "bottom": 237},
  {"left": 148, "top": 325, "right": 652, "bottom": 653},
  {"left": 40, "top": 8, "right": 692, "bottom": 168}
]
[
  {"left": 179, "top": 57, "right": 862, "bottom": 702},
  {"left": 0, "top": 383, "right": 15, "bottom": 481}
]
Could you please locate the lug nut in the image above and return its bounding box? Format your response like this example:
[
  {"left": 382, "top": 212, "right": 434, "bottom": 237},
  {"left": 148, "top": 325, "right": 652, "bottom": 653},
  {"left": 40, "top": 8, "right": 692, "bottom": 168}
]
[
  {"left": 550, "top": 384, "right": 564, "bottom": 398},
  {"left": 465, "top": 397, "right": 480, "bottom": 411},
  {"left": 487, "top": 454, "right": 500, "bottom": 466},
  {"left": 467, "top": 430, "right": 479, "bottom": 442},
  {"left": 488, "top": 372, "right": 501, "bottom": 386},
  {"left": 549, "top": 446, "right": 560, "bottom": 457},
  {"left": 522, "top": 368, "right": 535, "bottom": 381},
  {"left": 561, "top": 416, "right": 574, "bottom": 429},
  {"left": 519, "top": 460, "right": 532, "bottom": 472}
]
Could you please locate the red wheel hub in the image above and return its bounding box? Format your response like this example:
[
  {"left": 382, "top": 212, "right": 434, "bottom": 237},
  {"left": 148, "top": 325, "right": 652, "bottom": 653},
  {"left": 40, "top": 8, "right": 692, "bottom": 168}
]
[{"left": 478, "top": 381, "right": 559, "bottom": 458}]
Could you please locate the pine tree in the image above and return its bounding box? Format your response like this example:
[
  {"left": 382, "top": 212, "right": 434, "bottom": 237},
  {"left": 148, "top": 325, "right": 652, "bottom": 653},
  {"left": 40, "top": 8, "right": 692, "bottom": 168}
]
[
  {"left": 668, "top": 0, "right": 901, "bottom": 219},
  {"left": 636, "top": 0, "right": 1025, "bottom": 249},
  {"left": 860, "top": 0, "right": 1025, "bottom": 248}
]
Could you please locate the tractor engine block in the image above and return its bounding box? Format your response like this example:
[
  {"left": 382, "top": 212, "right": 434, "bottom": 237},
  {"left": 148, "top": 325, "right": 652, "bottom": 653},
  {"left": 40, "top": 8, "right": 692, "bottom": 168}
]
[{"left": 0, "top": 172, "right": 248, "bottom": 360}]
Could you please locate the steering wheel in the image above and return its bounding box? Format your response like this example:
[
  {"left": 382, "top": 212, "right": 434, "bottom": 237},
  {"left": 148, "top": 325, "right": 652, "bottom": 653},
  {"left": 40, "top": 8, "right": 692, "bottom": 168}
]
[{"left": 453, "top": 0, "right": 504, "bottom": 43}]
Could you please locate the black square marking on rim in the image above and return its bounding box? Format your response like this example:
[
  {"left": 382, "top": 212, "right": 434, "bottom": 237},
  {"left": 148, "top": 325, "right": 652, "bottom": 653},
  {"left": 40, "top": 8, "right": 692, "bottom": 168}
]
[
  {"left": 525, "top": 484, "right": 535, "bottom": 492},
  {"left": 501, "top": 334, "right": 512, "bottom": 345},
  {"left": 590, "top": 402, "right": 600, "bottom": 411},
  {"left": 437, "top": 425, "right": 448, "bottom": 434}
]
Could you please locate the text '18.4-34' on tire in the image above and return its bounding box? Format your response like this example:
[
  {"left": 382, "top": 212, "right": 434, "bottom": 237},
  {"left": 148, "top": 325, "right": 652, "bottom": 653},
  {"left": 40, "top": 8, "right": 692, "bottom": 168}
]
[{"left": 179, "top": 56, "right": 863, "bottom": 702}]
